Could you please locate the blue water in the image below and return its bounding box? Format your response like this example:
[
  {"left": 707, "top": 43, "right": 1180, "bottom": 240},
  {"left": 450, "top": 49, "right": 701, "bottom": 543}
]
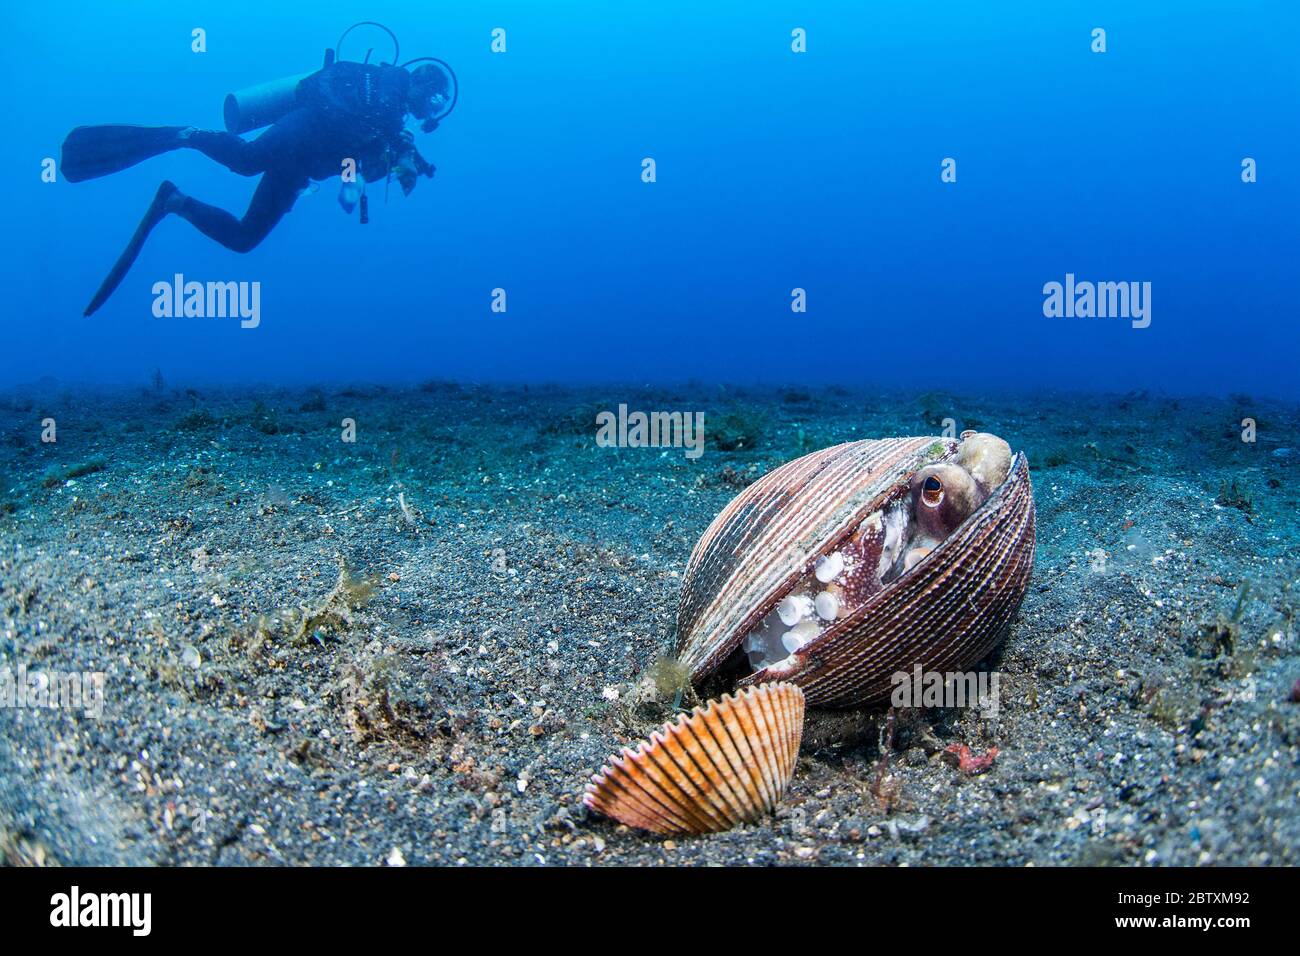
[{"left": 3, "top": 1, "right": 1296, "bottom": 397}]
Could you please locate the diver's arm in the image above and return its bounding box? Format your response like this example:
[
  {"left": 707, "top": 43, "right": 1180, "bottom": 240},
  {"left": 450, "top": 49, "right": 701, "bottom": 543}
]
[
  {"left": 397, "top": 144, "right": 434, "bottom": 196},
  {"left": 407, "top": 143, "right": 435, "bottom": 179},
  {"left": 383, "top": 129, "right": 435, "bottom": 196}
]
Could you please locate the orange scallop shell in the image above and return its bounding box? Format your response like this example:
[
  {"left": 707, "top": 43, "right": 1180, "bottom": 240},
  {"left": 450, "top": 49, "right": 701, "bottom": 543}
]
[{"left": 583, "top": 683, "right": 805, "bottom": 835}]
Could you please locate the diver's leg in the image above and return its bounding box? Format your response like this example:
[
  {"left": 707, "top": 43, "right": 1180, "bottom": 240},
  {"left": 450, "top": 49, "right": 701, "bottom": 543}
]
[
  {"left": 170, "top": 171, "right": 305, "bottom": 253},
  {"left": 83, "top": 172, "right": 303, "bottom": 315},
  {"left": 179, "top": 109, "right": 317, "bottom": 177},
  {"left": 178, "top": 129, "right": 268, "bottom": 177}
]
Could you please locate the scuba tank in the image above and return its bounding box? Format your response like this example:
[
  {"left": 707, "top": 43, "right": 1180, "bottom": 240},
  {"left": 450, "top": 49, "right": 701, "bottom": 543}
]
[
  {"left": 221, "top": 22, "right": 458, "bottom": 135},
  {"left": 223, "top": 68, "right": 318, "bottom": 135}
]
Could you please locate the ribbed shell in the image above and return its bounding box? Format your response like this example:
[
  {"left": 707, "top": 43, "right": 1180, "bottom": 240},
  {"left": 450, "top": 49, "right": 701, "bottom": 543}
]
[
  {"left": 677, "top": 437, "right": 1036, "bottom": 708},
  {"left": 678, "top": 437, "right": 946, "bottom": 679},
  {"left": 583, "top": 683, "right": 805, "bottom": 835}
]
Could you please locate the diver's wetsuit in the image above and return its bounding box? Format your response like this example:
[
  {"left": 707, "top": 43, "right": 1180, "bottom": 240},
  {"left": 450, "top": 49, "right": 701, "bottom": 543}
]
[{"left": 173, "top": 62, "right": 419, "bottom": 252}]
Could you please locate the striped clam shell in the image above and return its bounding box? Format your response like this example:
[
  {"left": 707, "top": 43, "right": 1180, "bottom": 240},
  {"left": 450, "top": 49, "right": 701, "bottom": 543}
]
[
  {"left": 583, "top": 683, "right": 805, "bottom": 835},
  {"left": 677, "top": 436, "right": 1035, "bottom": 708}
]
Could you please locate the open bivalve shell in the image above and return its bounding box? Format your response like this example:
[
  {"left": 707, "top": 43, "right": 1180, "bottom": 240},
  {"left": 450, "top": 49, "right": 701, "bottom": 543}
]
[
  {"left": 583, "top": 682, "right": 805, "bottom": 835},
  {"left": 676, "top": 434, "right": 1036, "bottom": 708}
]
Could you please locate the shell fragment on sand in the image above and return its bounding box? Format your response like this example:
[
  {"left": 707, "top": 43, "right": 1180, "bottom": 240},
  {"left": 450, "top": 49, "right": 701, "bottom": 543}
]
[{"left": 582, "top": 682, "right": 805, "bottom": 835}]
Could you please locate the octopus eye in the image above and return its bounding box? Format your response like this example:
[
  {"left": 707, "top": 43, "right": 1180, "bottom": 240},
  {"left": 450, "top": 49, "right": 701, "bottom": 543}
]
[{"left": 921, "top": 475, "right": 943, "bottom": 507}]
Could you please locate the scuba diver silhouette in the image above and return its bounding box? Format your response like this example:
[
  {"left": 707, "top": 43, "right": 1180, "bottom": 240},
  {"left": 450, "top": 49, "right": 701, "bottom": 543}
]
[{"left": 61, "top": 23, "right": 457, "bottom": 316}]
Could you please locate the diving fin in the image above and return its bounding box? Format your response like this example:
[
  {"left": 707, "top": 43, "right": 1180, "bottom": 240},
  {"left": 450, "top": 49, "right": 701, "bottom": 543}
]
[
  {"left": 61, "top": 125, "right": 187, "bottom": 183},
  {"left": 84, "top": 181, "right": 178, "bottom": 316}
]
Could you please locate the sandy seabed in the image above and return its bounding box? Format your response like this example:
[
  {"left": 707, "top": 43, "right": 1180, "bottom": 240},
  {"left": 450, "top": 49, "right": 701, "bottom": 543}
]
[{"left": 1, "top": 381, "right": 1296, "bottom": 865}]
